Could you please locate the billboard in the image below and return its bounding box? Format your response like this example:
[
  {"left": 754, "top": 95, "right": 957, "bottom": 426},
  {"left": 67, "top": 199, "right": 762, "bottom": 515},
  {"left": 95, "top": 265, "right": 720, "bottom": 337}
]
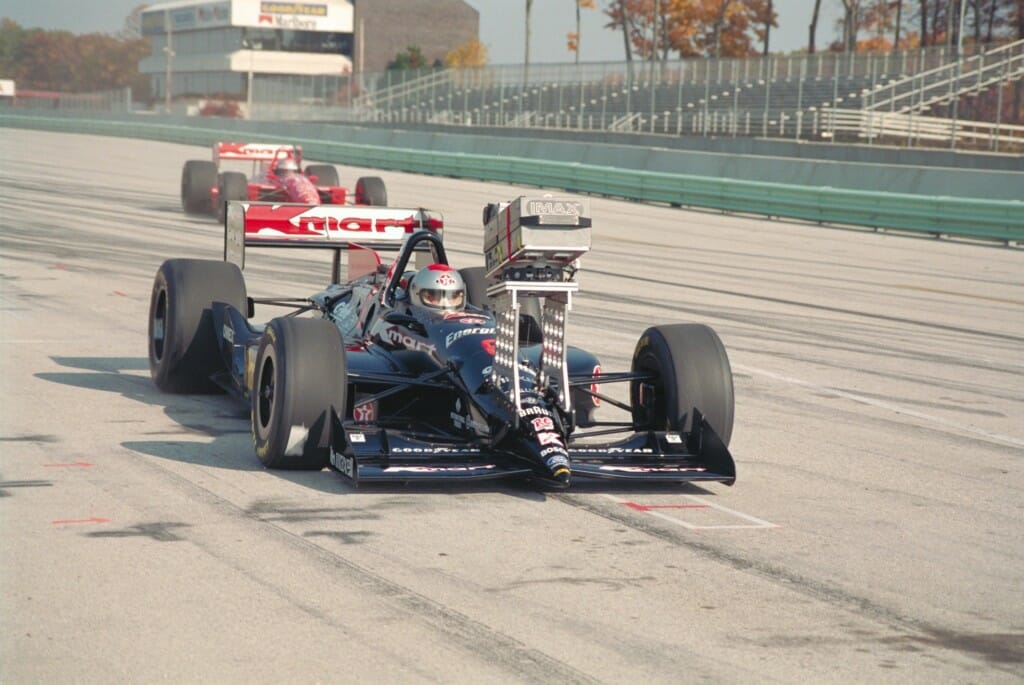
[
  {"left": 142, "top": 0, "right": 352, "bottom": 34},
  {"left": 142, "top": 2, "right": 232, "bottom": 35},
  {"left": 234, "top": 0, "right": 353, "bottom": 31}
]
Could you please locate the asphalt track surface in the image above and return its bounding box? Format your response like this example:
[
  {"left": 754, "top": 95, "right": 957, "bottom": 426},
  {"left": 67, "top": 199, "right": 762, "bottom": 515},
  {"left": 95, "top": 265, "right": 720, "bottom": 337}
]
[{"left": 1, "top": 129, "right": 1022, "bottom": 684}]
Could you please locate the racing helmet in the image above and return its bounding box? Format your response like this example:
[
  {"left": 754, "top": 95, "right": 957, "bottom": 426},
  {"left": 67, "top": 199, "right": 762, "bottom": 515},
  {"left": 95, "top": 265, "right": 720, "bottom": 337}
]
[
  {"left": 274, "top": 158, "right": 299, "bottom": 175},
  {"left": 409, "top": 264, "right": 465, "bottom": 311}
]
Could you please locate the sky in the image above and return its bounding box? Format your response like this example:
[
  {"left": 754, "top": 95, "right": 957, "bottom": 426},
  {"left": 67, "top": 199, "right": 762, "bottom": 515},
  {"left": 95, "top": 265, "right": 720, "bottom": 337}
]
[{"left": 1, "top": 1, "right": 846, "bottom": 65}]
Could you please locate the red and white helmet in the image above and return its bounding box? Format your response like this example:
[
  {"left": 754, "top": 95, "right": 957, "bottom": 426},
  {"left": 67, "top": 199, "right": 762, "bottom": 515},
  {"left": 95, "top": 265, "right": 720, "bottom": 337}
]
[{"left": 409, "top": 264, "right": 465, "bottom": 311}]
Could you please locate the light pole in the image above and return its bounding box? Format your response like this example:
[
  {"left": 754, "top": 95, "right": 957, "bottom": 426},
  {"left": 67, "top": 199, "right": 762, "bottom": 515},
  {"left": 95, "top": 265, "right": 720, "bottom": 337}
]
[
  {"left": 949, "top": 0, "right": 967, "bottom": 148},
  {"left": 163, "top": 12, "right": 174, "bottom": 113}
]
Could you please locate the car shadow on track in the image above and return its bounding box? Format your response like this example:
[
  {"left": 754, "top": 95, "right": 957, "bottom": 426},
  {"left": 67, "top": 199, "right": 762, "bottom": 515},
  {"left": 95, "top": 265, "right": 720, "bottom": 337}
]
[{"left": 39, "top": 356, "right": 724, "bottom": 499}]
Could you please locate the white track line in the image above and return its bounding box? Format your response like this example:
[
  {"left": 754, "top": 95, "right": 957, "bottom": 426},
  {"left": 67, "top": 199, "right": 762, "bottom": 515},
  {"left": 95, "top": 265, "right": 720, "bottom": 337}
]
[
  {"left": 602, "top": 494, "right": 779, "bottom": 530},
  {"left": 735, "top": 363, "right": 1024, "bottom": 450}
]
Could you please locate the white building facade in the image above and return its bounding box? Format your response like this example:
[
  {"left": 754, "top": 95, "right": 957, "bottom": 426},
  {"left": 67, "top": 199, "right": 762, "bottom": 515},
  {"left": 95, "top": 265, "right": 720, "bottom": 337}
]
[{"left": 139, "top": 0, "right": 354, "bottom": 103}]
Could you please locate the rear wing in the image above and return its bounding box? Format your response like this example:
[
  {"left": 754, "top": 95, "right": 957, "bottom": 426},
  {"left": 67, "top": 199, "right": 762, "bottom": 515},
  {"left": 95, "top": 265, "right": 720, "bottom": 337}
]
[
  {"left": 224, "top": 202, "right": 444, "bottom": 283},
  {"left": 214, "top": 142, "right": 301, "bottom": 164}
]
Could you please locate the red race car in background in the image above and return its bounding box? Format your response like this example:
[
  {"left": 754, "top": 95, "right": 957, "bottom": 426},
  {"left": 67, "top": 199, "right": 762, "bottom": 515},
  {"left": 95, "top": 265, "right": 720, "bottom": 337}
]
[{"left": 180, "top": 142, "right": 387, "bottom": 219}]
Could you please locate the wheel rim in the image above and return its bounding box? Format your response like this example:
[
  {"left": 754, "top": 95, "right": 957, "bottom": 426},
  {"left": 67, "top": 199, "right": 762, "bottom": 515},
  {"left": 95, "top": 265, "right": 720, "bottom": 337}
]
[
  {"left": 634, "top": 353, "right": 667, "bottom": 429},
  {"left": 151, "top": 289, "right": 167, "bottom": 362},
  {"left": 256, "top": 356, "right": 276, "bottom": 433}
]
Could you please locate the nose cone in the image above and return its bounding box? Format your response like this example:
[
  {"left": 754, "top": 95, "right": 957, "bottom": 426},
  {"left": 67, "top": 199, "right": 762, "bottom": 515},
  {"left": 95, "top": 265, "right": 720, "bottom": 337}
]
[{"left": 549, "top": 464, "right": 571, "bottom": 487}]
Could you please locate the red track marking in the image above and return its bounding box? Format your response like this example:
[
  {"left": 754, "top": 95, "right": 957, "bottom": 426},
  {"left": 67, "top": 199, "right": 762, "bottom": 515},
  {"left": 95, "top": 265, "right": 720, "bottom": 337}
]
[
  {"left": 52, "top": 517, "right": 111, "bottom": 525},
  {"left": 54, "top": 263, "right": 68, "bottom": 270},
  {"left": 112, "top": 290, "right": 127, "bottom": 297},
  {"left": 623, "top": 502, "right": 709, "bottom": 512},
  {"left": 44, "top": 462, "right": 95, "bottom": 468}
]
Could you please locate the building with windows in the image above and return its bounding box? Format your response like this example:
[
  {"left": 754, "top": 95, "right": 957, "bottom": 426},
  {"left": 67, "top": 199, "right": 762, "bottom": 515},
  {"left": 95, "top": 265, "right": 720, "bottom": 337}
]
[{"left": 138, "top": 0, "right": 478, "bottom": 107}]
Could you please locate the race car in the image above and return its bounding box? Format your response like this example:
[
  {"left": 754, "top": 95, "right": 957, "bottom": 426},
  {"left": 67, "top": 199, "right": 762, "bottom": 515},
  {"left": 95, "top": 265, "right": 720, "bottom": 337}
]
[
  {"left": 147, "top": 197, "right": 736, "bottom": 488},
  {"left": 179, "top": 141, "right": 387, "bottom": 220}
]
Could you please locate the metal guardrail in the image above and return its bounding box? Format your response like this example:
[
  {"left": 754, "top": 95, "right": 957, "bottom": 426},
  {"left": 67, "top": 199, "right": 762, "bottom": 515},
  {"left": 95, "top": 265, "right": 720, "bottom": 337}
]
[{"left": 3, "top": 112, "right": 1021, "bottom": 244}]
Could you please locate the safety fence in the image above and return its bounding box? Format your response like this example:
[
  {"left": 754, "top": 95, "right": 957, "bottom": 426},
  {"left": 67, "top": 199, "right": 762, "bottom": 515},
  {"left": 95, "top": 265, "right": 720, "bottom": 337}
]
[{"left": 2, "top": 112, "right": 1021, "bottom": 244}]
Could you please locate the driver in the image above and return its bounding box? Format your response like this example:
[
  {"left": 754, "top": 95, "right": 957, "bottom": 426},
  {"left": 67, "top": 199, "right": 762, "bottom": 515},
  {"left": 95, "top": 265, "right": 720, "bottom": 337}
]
[
  {"left": 273, "top": 158, "right": 299, "bottom": 176},
  {"left": 408, "top": 264, "right": 465, "bottom": 312}
]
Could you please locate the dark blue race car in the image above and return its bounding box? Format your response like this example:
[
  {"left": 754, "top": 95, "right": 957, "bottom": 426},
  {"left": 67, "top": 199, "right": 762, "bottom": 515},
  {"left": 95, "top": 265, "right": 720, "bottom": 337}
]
[{"left": 147, "top": 198, "right": 736, "bottom": 489}]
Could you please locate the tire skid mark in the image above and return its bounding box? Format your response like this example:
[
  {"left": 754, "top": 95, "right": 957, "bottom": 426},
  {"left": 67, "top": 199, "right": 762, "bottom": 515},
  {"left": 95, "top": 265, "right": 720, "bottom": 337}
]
[
  {"left": 114, "top": 452, "right": 598, "bottom": 684},
  {"left": 554, "top": 493, "right": 1024, "bottom": 670}
]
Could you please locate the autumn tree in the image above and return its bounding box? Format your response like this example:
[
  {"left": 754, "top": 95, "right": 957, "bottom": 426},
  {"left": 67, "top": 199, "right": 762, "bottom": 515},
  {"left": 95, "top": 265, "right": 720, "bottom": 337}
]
[
  {"left": 445, "top": 38, "right": 488, "bottom": 68},
  {"left": 604, "top": 0, "right": 775, "bottom": 60},
  {"left": 568, "top": 0, "right": 597, "bottom": 63}
]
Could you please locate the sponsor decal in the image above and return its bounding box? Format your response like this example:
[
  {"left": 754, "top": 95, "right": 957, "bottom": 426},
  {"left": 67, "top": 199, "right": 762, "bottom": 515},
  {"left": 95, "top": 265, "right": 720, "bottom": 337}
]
[
  {"left": 450, "top": 412, "right": 484, "bottom": 433},
  {"left": 243, "top": 205, "right": 440, "bottom": 241},
  {"left": 349, "top": 432, "right": 366, "bottom": 443},
  {"left": 531, "top": 417, "right": 554, "bottom": 432},
  {"left": 260, "top": 2, "right": 327, "bottom": 16},
  {"left": 540, "top": 446, "right": 568, "bottom": 458},
  {"left": 436, "top": 272, "right": 456, "bottom": 286},
  {"left": 383, "top": 465, "right": 496, "bottom": 473},
  {"left": 598, "top": 465, "right": 704, "bottom": 473},
  {"left": 572, "top": 447, "right": 655, "bottom": 455},
  {"left": 536, "top": 432, "right": 564, "bottom": 447},
  {"left": 525, "top": 200, "right": 584, "bottom": 217},
  {"left": 445, "top": 327, "right": 495, "bottom": 347},
  {"left": 665, "top": 434, "right": 682, "bottom": 444},
  {"left": 591, "top": 365, "right": 602, "bottom": 407},
  {"left": 381, "top": 325, "right": 436, "bottom": 354},
  {"left": 545, "top": 454, "right": 570, "bottom": 469},
  {"left": 442, "top": 311, "right": 488, "bottom": 324},
  {"left": 222, "top": 323, "right": 235, "bottom": 343},
  {"left": 392, "top": 446, "right": 482, "bottom": 454},
  {"left": 353, "top": 400, "right": 376, "bottom": 423},
  {"left": 481, "top": 338, "right": 496, "bottom": 355},
  {"left": 517, "top": 405, "right": 551, "bottom": 418},
  {"left": 331, "top": 447, "right": 355, "bottom": 478}
]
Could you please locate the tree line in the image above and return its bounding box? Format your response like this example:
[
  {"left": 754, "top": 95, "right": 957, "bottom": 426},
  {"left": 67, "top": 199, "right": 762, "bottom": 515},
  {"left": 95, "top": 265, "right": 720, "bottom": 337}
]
[
  {"left": 0, "top": 18, "right": 150, "bottom": 96},
  {"left": 590, "top": 0, "right": 1023, "bottom": 62}
]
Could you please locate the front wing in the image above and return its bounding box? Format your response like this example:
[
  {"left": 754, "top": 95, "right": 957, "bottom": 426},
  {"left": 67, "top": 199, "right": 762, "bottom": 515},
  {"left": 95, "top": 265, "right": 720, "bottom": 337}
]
[{"left": 327, "top": 412, "right": 735, "bottom": 486}]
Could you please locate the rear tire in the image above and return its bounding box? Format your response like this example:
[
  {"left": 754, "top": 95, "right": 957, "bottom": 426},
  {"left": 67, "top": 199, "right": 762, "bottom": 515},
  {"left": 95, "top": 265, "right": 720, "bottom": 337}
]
[
  {"left": 305, "top": 164, "right": 339, "bottom": 187},
  {"left": 149, "top": 259, "right": 246, "bottom": 393},
  {"left": 252, "top": 317, "right": 348, "bottom": 470},
  {"left": 217, "top": 171, "right": 248, "bottom": 221},
  {"left": 355, "top": 176, "right": 387, "bottom": 206},
  {"left": 181, "top": 160, "right": 216, "bottom": 214},
  {"left": 630, "top": 324, "right": 734, "bottom": 446}
]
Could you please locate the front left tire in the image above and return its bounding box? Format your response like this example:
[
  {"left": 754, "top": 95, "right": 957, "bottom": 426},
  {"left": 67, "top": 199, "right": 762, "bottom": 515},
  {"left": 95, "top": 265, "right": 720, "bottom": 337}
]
[{"left": 252, "top": 317, "right": 348, "bottom": 470}]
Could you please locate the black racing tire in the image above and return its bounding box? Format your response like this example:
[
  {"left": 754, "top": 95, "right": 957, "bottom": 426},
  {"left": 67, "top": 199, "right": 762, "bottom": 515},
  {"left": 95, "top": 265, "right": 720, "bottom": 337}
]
[
  {"left": 181, "top": 160, "right": 217, "bottom": 214},
  {"left": 305, "top": 164, "right": 339, "bottom": 187},
  {"left": 217, "top": 171, "right": 248, "bottom": 221},
  {"left": 630, "top": 324, "right": 734, "bottom": 446},
  {"left": 149, "top": 259, "right": 246, "bottom": 394},
  {"left": 252, "top": 317, "right": 347, "bottom": 470},
  {"left": 459, "top": 266, "right": 542, "bottom": 343},
  {"left": 355, "top": 176, "right": 387, "bottom": 206}
]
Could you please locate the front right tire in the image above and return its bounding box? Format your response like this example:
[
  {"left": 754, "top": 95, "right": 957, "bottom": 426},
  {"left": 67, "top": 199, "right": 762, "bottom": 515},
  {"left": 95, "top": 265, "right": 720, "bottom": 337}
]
[{"left": 630, "top": 323, "right": 734, "bottom": 446}]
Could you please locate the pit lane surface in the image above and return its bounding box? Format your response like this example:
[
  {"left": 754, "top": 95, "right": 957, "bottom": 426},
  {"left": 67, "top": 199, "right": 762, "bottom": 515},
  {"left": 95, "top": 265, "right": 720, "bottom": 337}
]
[{"left": 1, "top": 129, "right": 1022, "bottom": 683}]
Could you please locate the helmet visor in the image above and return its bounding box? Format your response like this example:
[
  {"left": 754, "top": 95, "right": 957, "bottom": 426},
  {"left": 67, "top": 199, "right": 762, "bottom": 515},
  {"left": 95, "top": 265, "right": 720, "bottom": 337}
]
[{"left": 420, "top": 289, "right": 465, "bottom": 309}]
